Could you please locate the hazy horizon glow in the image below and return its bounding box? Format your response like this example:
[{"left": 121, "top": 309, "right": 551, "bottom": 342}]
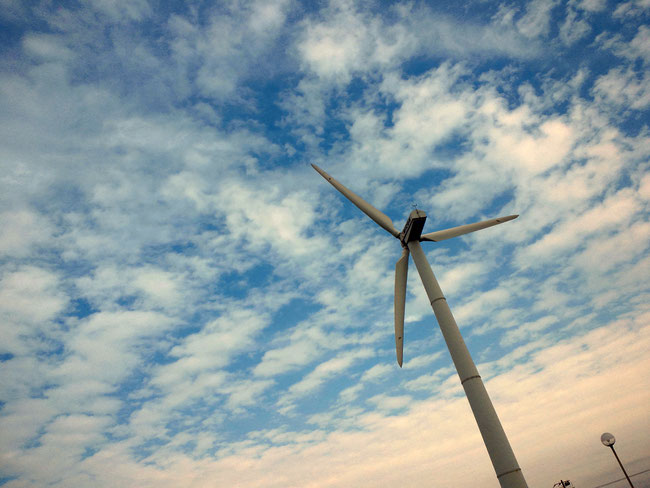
[{"left": 1, "top": 1, "right": 649, "bottom": 487}]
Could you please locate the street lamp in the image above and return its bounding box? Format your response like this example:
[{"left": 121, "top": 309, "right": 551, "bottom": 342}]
[
  {"left": 601, "top": 433, "right": 635, "bottom": 488},
  {"left": 553, "top": 480, "right": 574, "bottom": 488}
]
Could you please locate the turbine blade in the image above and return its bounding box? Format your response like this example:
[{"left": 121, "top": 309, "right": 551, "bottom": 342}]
[
  {"left": 394, "top": 247, "right": 409, "bottom": 367},
  {"left": 312, "top": 163, "right": 400, "bottom": 238},
  {"left": 420, "top": 214, "right": 519, "bottom": 242}
]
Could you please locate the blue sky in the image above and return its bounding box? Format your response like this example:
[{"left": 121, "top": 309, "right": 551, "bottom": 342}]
[{"left": 1, "top": 0, "right": 649, "bottom": 487}]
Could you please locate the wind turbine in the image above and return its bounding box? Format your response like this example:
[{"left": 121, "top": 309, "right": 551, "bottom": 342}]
[{"left": 312, "top": 164, "right": 528, "bottom": 488}]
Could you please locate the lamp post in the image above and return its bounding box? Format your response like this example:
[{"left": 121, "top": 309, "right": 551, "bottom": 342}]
[
  {"left": 553, "top": 480, "right": 573, "bottom": 488},
  {"left": 601, "top": 433, "right": 635, "bottom": 488}
]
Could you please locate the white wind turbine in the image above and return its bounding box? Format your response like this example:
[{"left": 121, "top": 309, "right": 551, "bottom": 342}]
[{"left": 312, "top": 164, "right": 528, "bottom": 488}]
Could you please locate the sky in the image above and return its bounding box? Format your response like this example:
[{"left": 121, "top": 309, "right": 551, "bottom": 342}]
[{"left": 0, "top": 0, "right": 649, "bottom": 487}]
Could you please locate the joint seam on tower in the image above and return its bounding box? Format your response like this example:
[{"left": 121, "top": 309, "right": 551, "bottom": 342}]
[
  {"left": 497, "top": 468, "right": 522, "bottom": 479},
  {"left": 461, "top": 375, "right": 481, "bottom": 385}
]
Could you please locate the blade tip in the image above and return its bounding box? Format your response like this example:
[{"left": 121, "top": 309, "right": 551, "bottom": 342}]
[
  {"left": 497, "top": 214, "right": 519, "bottom": 223},
  {"left": 310, "top": 163, "right": 331, "bottom": 180}
]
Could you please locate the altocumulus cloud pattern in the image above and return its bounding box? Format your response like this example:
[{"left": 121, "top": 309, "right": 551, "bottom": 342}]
[{"left": 0, "top": 1, "right": 649, "bottom": 487}]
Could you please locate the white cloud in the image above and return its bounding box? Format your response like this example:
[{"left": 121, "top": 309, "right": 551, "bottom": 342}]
[
  {"left": 87, "top": 0, "right": 152, "bottom": 22},
  {"left": 577, "top": 0, "right": 607, "bottom": 11},
  {"left": 613, "top": 0, "right": 650, "bottom": 19},
  {"left": 403, "top": 365, "right": 454, "bottom": 391},
  {"left": 254, "top": 337, "right": 322, "bottom": 377},
  {"left": 155, "top": 309, "right": 270, "bottom": 391},
  {"left": 0, "top": 266, "right": 66, "bottom": 328},
  {"left": 337, "top": 383, "right": 364, "bottom": 403},
  {"left": 22, "top": 33, "right": 74, "bottom": 61},
  {"left": 573, "top": 220, "right": 650, "bottom": 273},
  {"left": 4, "top": 413, "right": 114, "bottom": 485},
  {"left": 516, "top": 0, "right": 560, "bottom": 39},
  {"left": 516, "top": 187, "right": 643, "bottom": 266},
  {"left": 286, "top": 348, "right": 373, "bottom": 397},
  {"left": 500, "top": 315, "right": 558, "bottom": 346},
  {"left": 639, "top": 172, "right": 650, "bottom": 200},
  {"left": 487, "top": 116, "right": 575, "bottom": 175},
  {"left": 360, "top": 363, "right": 393, "bottom": 382},
  {"left": 132, "top": 268, "right": 181, "bottom": 308},
  {"left": 298, "top": 5, "right": 369, "bottom": 82},
  {"left": 248, "top": 0, "right": 289, "bottom": 34},
  {"left": 1, "top": 2, "right": 649, "bottom": 487},
  {"left": 0, "top": 397, "right": 58, "bottom": 455},
  {"left": 366, "top": 393, "right": 411, "bottom": 411},
  {"left": 167, "top": 0, "right": 291, "bottom": 102},
  {"left": 296, "top": 1, "right": 540, "bottom": 84},
  {"left": 593, "top": 66, "right": 650, "bottom": 110},
  {"left": 437, "top": 261, "right": 489, "bottom": 297},
  {"left": 0, "top": 209, "right": 54, "bottom": 257},
  {"left": 276, "top": 348, "right": 375, "bottom": 413},
  {"left": 75, "top": 265, "right": 187, "bottom": 313},
  {"left": 215, "top": 180, "right": 325, "bottom": 257},
  {"left": 559, "top": 5, "right": 591, "bottom": 45},
  {"left": 628, "top": 25, "right": 650, "bottom": 63},
  {"left": 222, "top": 378, "right": 276, "bottom": 412},
  {"left": 56, "top": 317, "right": 647, "bottom": 488},
  {"left": 454, "top": 287, "right": 512, "bottom": 327},
  {"left": 403, "top": 351, "right": 444, "bottom": 370},
  {"left": 54, "top": 310, "right": 177, "bottom": 385}
]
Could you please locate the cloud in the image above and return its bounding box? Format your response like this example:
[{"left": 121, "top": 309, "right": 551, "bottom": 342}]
[
  {"left": 222, "top": 378, "right": 276, "bottom": 411},
  {"left": 577, "top": 0, "right": 607, "bottom": 11},
  {"left": 167, "top": 0, "right": 292, "bottom": 101},
  {"left": 53, "top": 311, "right": 177, "bottom": 386},
  {"left": 254, "top": 337, "right": 322, "bottom": 377},
  {"left": 573, "top": 220, "right": 650, "bottom": 273},
  {"left": 516, "top": 0, "right": 560, "bottom": 39},
  {"left": 454, "top": 287, "right": 512, "bottom": 327},
  {"left": 86, "top": 0, "right": 152, "bottom": 23},
  {"left": 4, "top": 413, "right": 114, "bottom": 485},
  {"left": 298, "top": 2, "right": 371, "bottom": 82},
  {"left": 559, "top": 6, "right": 591, "bottom": 45},
  {"left": 500, "top": 314, "right": 559, "bottom": 346},
  {"left": 366, "top": 393, "right": 412, "bottom": 412},
  {"left": 215, "top": 179, "right": 326, "bottom": 257},
  {"left": 360, "top": 363, "right": 393, "bottom": 382},
  {"left": 613, "top": 0, "right": 650, "bottom": 19},
  {"left": 296, "top": 1, "right": 540, "bottom": 84},
  {"left": 516, "top": 187, "right": 644, "bottom": 266},
  {"left": 76, "top": 265, "right": 187, "bottom": 313},
  {"left": 597, "top": 25, "right": 650, "bottom": 65},
  {"left": 0, "top": 209, "right": 54, "bottom": 258},
  {"left": 592, "top": 65, "right": 650, "bottom": 110},
  {"left": 1, "top": 2, "right": 649, "bottom": 487},
  {"left": 50, "top": 316, "right": 646, "bottom": 488},
  {"left": 403, "top": 351, "right": 444, "bottom": 370},
  {"left": 403, "top": 364, "right": 454, "bottom": 392},
  {"left": 283, "top": 348, "right": 373, "bottom": 399},
  {"left": 0, "top": 266, "right": 66, "bottom": 326},
  {"left": 22, "top": 33, "right": 74, "bottom": 61}
]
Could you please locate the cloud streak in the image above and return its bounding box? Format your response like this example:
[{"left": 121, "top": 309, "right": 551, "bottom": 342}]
[{"left": 1, "top": 1, "right": 648, "bottom": 487}]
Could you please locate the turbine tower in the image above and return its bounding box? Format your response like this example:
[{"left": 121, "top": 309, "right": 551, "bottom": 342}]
[{"left": 312, "top": 164, "right": 528, "bottom": 488}]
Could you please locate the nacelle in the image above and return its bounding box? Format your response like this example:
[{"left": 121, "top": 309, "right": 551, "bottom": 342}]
[{"left": 400, "top": 209, "right": 427, "bottom": 244}]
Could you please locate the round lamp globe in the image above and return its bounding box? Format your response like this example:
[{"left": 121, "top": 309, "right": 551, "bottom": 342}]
[{"left": 601, "top": 433, "right": 616, "bottom": 447}]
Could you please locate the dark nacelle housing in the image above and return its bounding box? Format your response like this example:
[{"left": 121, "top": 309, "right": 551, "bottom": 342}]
[{"left": 401, "top": 209, "right": 427, "bottom": 244}]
